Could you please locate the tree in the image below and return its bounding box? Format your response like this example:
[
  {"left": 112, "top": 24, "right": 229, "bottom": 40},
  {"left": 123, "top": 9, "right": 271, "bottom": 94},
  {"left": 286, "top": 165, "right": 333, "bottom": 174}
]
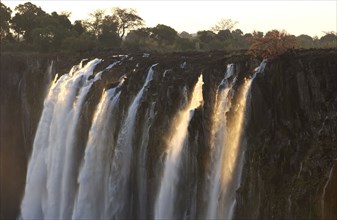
[
  {"left": 249, "top": 29, "right": 298, "bottom": 59},
  {"left": 232, "top": 29, "right": 243, "bottom": 36},
  {"left": 198, "top": 30, "right": 216, "bottom": 44},
  {"left": 51, "top": 11, "right": 72, "bottom": 30},
  {"left": 252, "top": 30, "right": 264, "bottom": 38},
  {"left": 85, "top": 9, "right": 105, "bottom": 39},
  {"left": 197, "top": 30, "right": 218, "bottom": 50},
  {"left": 112, "top": 7, "right": 144, "bottom": 38},
  {"left": 98, "top": 15, "right": 121, "bottom": 47},
  {"left": 175, "top": 37, "right": 195, "bottom": 51},
  {"left": 211, "top": 18, "right": 238, "bottom": 33},
  {"left": 11, "top": 2, "right": 46, "bottom": 42},
  {"left": 124, "top": 28, "right": 150, "bottom": 49},
  {"left": 297, "top": 34, "right": 314, "bottom": 48},
  {"left": 30, "top": 11, "right": 76, "bottom": 51},
  {"left": 230, "top": 29, "right": 246, "bottom": 49},
  {"left": 31, "top": 26, "right": 55, "bottom": 51},
  {"left": 150, "top": 24, "right": 178, "bottom": 46},
  {"left": 0, "top": 3, "right": 12, "bottom": 40},
  {"left": 320, "top": 31, "right": 337, "bottom": 48},
  {"left": 73, "top": 20, "right": 85, "bottom": 35},
  {"left": 217, "top": 29, "right": 232, "bottom": 41},
  {"left": 179, "top": 31, "right": 193, "bottom": 39}
]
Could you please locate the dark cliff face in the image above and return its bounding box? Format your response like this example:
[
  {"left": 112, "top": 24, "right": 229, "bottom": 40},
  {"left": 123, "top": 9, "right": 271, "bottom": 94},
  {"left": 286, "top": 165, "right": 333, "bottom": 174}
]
[
  {"left": 0, "top": 53, "right": 80, "bottom": 219},
  {"left": 0, "top": 54, "right": 53, "bottom": 219},
  {"left": 1, "top": 49, "right": 336, "bottom": 219},
  {"left": 237, "top": 50, "right": 337, "bottom": 219}
]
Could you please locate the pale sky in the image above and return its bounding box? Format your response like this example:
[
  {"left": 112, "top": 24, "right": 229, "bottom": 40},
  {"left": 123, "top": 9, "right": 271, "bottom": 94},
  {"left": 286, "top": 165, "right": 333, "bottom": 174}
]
[{"left": 3, "top": 1, "right": 337, "bottom": 37}]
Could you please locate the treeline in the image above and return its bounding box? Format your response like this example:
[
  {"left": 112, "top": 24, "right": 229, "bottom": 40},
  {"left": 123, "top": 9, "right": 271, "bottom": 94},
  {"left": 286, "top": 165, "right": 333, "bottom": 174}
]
[{"left": 1, "top": 2, "right": 336, "bottom": 55}]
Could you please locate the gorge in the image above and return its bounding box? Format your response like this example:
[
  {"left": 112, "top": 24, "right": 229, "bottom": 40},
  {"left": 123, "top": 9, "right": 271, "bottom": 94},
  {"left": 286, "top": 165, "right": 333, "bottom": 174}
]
[{"left": 1, "top": 49, "right": 336, "bottom": 219}]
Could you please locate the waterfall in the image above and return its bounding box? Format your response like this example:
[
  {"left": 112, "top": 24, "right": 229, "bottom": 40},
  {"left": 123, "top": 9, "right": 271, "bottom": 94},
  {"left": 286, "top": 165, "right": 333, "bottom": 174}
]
[
  {"left": 19, "top": 57, "right": 263, "bottom": 220},
  {"left": 154, "top": 75, "right": 203, "bottom": 220},
  {"left": 20, "top": 59, "right": 102, "bottom": 219},
  {"left": 46, "top": 60, "right": 54, "bottom": 84},
  {"left": 136, "top": 101, "right": 156, "bottom": 220},
  {"left": 104, "top": 64, "right": 156, "bottom": 219},
  {"left": 219, "top": 76, "right": 253, "bottom": 219},
  {"left": 72, "top": 82, "right": 123, "bottom": 219},
  {"left": 206, "top": 64, "right": 235, "bottom": 219},
  {"left": 205, "top": 62, "right": 261, "bottom": 219}
]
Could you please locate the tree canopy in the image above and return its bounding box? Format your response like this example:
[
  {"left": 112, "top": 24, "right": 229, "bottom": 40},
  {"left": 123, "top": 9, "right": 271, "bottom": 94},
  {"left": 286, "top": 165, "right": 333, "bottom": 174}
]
[
  {"left": 11, "top": 2, "right": 46, "bottom": 42},
  {"left": 1, "top": 2, "right": 336, "bottom": 54},
  {"left": 112, "top": 7, "right": 144, "bottom": 38},
  {"left": 249, "top": 30, "right": 299, "bottom": 59},
  {"left": 211, "top": 18, "right": 238, "bottom": 33},
  {"left": 0, "top": 3, "right": 12, "bottom": 40}
]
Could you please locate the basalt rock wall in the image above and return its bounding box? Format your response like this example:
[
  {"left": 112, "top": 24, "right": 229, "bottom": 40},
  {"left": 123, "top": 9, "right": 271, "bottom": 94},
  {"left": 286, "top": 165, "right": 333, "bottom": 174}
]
[
  {"left": 1, "top": 49, "right": 336, "bottom": 219},
  {"left": 237, "top": 49, "right": 337, "bottom": 220}
]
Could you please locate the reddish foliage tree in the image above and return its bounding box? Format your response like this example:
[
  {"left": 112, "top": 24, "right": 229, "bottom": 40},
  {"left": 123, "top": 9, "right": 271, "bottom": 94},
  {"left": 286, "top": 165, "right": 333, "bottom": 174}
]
[{"left": 249, "top": 30, "right": 298, "bottom": 59}]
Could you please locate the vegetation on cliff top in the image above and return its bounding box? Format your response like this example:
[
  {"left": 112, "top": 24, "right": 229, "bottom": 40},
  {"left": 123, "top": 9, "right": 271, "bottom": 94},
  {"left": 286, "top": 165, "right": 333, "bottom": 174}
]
[{"left": 1, "top": 2, "right": 336, "bottom": 58}]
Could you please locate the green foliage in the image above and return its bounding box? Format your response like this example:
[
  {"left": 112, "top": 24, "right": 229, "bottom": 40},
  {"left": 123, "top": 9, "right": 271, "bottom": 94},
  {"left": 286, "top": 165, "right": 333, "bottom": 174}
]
[
  {"left": 11, "top": 2, "right": 46, "bottom": 42},
  {"left": 123, "top": 28, "right": 150, "bottom": 50},
  {"left": 296, "top": 32, "right": 336, "bottom": 49},
  {"left": 179, "top": 31, "right": 193, "bottom": 39},
  {"left": 61, "top": 36, "right": 97, "bottom": 52},
  {"left": 98, "top": 15, "right": 121, "bottom": 47},
  {"left": 51, "top": 12, "right": 72, "bottom": 30},
  {"left": 124, "top": 26, "right": 195, "bottom": 52},
  {"left": 73, "top": 20, "right": 85, "bottom": 35},
  {"left": 1, "top": 3, "right": 12, "bottom": 40},
  {"left": 150, "top": 24, "right": 178, "bottom": 46},
  {"left": 217, "top": 29, "right": 231, "bottom": 41},
  {"left": 1, "top": 2, "right": 336, "bottom": 53},
  {"left": 297, "top": 34, "right": 314, "bottom": 48},
  {"left": 319, "top": 32, "right": 337, "bottom": 48},
  {"left": 175, "top": 37, "right": 195, "bottom": 51},
  {"left": 9, "top": 2, "right": 75, "bottom": 51},
  {"left": 85, "top": 9, "right": 105, "bottom": 39},
  {"left": 82, "top": 7, "right": 143, "bottom": 48},
  {"left": 36, "top": 13, "right": 74, "bottom": 48},
  {"left": 197, "top": 31, "right": 218, "bottom": 50},
  {"left": 32, "top": 27, "right": 55, "bottom": 51}
]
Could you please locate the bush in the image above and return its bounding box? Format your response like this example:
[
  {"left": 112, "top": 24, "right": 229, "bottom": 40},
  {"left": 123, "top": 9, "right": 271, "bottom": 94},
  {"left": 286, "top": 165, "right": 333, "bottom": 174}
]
[{"left": 249, "top": 30, "right": 298, "bottom": 59}]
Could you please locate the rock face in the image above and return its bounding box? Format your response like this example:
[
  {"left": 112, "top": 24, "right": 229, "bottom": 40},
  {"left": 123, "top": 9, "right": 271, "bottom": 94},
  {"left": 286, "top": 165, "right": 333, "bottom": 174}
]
[
  {"left": 1, "top": 53, "right": 80, "bottom": 219},
  {"left": 237, "top": 49, "right": 337, "bottom": 219},
  {"left": 0, "top": 54, "right": 54, "bottom": 219},
  {"left": 0, "top": 49, "right": 336, "bottom": 219}
]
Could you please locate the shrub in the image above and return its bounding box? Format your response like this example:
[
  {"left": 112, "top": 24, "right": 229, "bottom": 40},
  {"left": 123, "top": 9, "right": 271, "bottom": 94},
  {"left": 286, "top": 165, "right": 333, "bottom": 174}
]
[{"left": 249, "top": 30, "right": 298, "bottom": 60}]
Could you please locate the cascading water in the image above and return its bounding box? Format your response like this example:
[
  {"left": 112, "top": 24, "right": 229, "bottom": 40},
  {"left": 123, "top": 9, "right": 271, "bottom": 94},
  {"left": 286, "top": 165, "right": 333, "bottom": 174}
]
[
  {"left": 218, "top": 77, "right": 253, "bottom": 219},
  {"left": 206, "top": 64, "right": 235, "bottom": 219},
  {"left": 154, "top": 75, "right": 203, "bottom": 220},
  {"left": 105, "top": 64, "right": 156, "bottom": 219},
  {"left": 205, "top": 61, "right": 266, "bottom": 220},
  {"left": 19, "top": 56, "right": 265, "bottom": 220},
  {"left": 136, "top": 101, "right": 156, "bottom": 220},
  {"left": 72, "top": 82, "right": 123, "bottom": 219},
  {"left": 20, "top": 59, "right": 102, "bottom": 219}
]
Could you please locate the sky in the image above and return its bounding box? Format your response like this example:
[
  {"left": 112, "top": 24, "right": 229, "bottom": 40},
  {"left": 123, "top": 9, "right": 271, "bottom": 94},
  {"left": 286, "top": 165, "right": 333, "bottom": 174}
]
[{"left": 3, "top": 1, "right": 337, "bottom": 37}]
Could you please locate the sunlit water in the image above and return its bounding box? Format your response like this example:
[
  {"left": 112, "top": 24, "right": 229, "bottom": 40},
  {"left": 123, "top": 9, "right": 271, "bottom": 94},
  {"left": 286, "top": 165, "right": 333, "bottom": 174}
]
[
  {"left": 154, "top": 75, "right": 203, "bottom": 219},
  {"left": 19, "top": 59, "right": 264, "bottom": 220}
]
